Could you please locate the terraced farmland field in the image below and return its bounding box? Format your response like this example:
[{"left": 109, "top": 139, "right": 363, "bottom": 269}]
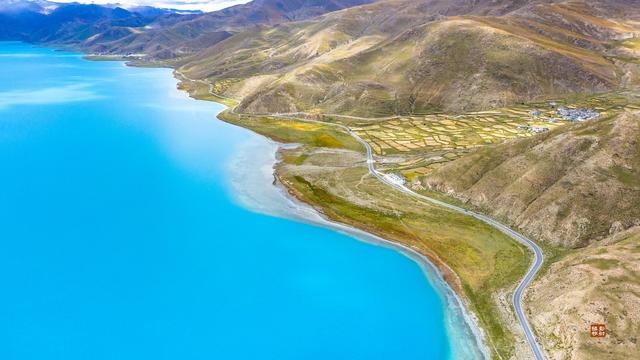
[
  {"left": 336, "top": 92, "right": 640, "bottom": 178},
  {"left": 350, "top": 115, "right": 557, "bottom": 155},
  {"left": 351, "top": 93, "right": 636, "bottom": 154}
]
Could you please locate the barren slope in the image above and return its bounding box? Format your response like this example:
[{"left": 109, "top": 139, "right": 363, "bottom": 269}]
[
  {"left": 420, "top": 110, "right": 640, "bottom": 248},
  {"left": 179, "top": 0, "right": 640, "bottom": 115},
  {"left": 525, "top": 226, "right": 640, "bottom": 359}
]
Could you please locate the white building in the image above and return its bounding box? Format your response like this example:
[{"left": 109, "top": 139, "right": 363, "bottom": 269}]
[{"left": 384, "top": 173, "right": 407, "bottom": 186}]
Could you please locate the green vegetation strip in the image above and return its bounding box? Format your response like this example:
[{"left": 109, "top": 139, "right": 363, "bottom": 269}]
[{"left": 220, "top": 111, "right": 531, "bottom": 359}]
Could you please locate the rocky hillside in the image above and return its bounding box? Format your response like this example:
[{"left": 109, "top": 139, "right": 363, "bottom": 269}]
[
  {"left": 178, "top": 0, "right": 640, "bottom": 115},
  {"left": 419, "top": 110, "right": 640, "bottom": 248}
]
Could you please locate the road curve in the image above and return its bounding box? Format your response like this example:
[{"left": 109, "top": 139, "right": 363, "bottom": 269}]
[
  {"left": 178, "top": 72, "right": 546, "bottom": 359},
  {"left": 273, "top": 115, "right": 546, "bottom": 360}
]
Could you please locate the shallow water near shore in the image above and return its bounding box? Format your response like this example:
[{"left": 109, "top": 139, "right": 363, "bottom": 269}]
[
  {"left": 227, "top": 138, "right": 489, "bottom": 360},
  {"left": 0, "top": 42, "right": 483, "bottom": 359}
]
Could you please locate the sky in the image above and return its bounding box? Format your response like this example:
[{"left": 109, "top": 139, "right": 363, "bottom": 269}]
[{"left": 51, "top": 0, "right": 252, "bottom": 12}]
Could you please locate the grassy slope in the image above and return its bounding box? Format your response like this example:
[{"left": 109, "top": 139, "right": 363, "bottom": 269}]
[
  {"left": 412, "top": 106, "right": 640, "bottom": 358},
  {"left": 218, "top": 110, "right": 531, "bottom": 359},
  {"left": 178, "top": 0, "right": 639, "bottom": 116},
  {"left": 219, "top": 111, "right": 364, "bottom": 151},
  {"left": 420, "top": 110, "right": 640, "bottom": 248}
]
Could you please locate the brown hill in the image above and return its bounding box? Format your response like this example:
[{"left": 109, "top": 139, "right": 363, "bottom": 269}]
[
  {"left": 525, "top": 226, "right": 640, "bottom": 359},
  {"left": 419, "top": 110, "right": 640, "bottom": 248},
  {"left": 178, "top": 0, "right": 640, "bottom": 115}
]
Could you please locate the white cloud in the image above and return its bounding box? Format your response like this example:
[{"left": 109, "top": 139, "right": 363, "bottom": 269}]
[{"left": 51, "top": 0, "right": 252, "bottom": 12}]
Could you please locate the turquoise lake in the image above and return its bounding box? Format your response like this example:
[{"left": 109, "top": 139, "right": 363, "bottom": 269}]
[{"left": 0, "top": 42, "right": 484, "bottom": 359}]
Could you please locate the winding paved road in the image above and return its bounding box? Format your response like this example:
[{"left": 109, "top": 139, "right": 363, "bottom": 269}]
[
  {"left": 177, "top": 72, "right": 546, "bottom": 360},
  {"left": 309, "top": 117, "right": 545, "bottom": 360}
]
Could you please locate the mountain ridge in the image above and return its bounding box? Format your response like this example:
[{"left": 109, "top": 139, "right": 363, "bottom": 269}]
[
  {"left": 0, "top": 0, "right": 377, "bottom": 59},
  {"left": 177, "top": 0, "right": 640, "bottom": 115}
]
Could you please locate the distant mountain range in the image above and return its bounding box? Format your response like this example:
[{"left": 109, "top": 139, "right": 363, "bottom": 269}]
[
  {"left": 0, "top": 0, "right": 376, "bottom": 58},
  {"left": 0, "top": 1, "right": 180, "bottom": 45}
]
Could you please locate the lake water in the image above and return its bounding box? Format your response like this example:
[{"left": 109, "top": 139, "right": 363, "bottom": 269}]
[{"left": 0, "top": 42, "right": 484, "bottom": 359}]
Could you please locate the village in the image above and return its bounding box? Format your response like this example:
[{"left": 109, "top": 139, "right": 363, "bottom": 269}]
[{"left": 523, "top": 102, "right": 601, "bottom": 133}]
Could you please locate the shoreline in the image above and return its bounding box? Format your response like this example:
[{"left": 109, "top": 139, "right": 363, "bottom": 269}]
[
  {"left": 271, "top": 173, "right": 492, "bottom": 360},
  {"left": 212, "top": 105, "right": 543, "bottom": 359},
  {"left": 171, "top": 66, "right": 539, "bottom": 359},
  {"left": 61, "top": 46, "right": 501, "bottom": 359},
  {"left": 223, "top": 133, "right": 490, "bottom": 360},
  {"left": 2, "top": 41, "right": 489, "bottom": 359}
]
